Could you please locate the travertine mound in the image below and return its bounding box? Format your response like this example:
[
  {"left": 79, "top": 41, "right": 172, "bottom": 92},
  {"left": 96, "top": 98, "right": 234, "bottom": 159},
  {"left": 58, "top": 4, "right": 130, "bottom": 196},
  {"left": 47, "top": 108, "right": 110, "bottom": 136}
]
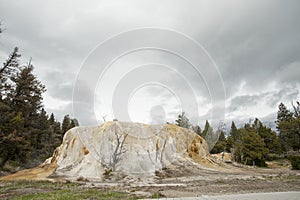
[{"left": 43, "top": 122, "right": 209, "bottom": 180}]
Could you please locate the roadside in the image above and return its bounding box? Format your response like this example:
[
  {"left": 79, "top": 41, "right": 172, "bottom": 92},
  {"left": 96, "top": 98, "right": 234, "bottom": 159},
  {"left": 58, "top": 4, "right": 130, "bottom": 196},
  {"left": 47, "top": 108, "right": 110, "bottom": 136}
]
[{"left": 1, "top": 169, "right": 300, "bottom": 199}]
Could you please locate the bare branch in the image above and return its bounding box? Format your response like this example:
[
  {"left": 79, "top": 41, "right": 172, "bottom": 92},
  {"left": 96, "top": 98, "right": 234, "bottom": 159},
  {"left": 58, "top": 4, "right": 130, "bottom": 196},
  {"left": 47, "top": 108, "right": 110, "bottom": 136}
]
[{"left": 107, "top": 126, "right": 128, "bottom": 171}]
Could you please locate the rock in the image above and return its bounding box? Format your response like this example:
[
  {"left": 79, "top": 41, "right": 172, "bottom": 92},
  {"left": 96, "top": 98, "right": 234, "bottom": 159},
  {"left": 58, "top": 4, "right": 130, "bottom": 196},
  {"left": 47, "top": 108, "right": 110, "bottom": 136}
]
[
  {"left": 46, "top": 121, "right": 209, "bottom": 180},
  {"left": 0, "top": 122, "right": 210, "bottom": 182}
]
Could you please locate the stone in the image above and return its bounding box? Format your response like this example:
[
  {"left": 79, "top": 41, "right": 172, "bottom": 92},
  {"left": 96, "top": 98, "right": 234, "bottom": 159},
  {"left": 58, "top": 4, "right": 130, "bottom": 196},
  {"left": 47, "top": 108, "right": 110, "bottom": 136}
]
[{"left": 45, "top": 121, "right": 210, "bottom": 180}]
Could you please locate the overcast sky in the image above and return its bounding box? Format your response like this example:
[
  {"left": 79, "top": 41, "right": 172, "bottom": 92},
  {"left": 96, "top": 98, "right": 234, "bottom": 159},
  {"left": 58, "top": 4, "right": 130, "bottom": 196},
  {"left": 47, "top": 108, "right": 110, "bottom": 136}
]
[{"left": 0, "top": 0, "right": 299, "bottom": 129}]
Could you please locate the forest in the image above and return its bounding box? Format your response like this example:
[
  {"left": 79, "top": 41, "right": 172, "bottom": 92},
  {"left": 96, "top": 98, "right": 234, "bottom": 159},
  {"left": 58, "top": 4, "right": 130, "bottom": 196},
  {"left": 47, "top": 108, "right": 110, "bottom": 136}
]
[{"left": 0, "top": 46, "right": 78, "bottom": 173}]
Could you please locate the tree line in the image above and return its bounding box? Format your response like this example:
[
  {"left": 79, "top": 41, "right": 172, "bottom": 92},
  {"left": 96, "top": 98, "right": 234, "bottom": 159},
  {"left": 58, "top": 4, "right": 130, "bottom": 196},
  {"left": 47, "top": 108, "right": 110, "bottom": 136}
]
[
  {"left": 175, "top": 102, "right": 300, "bottom": 168},
  {"left": 0, "top": 47, "right": 79, "bottom": 172}
]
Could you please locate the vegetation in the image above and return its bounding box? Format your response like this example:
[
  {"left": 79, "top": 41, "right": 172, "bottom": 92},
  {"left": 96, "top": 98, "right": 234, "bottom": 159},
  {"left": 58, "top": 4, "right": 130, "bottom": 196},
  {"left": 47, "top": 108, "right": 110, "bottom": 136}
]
[
  {"left": 288, "top": 155, "right": 300, "bottom": 170},
  {"left": 0, "top": 180, "right": 133, "bottom": 200},
  {"left": 0, "top": 27, "right": 79, "bottom": 172},
  {"left": 175, "top": 101, "right": 300, "bottom": 168},
  {"left": 175, "top": 112, "right": 191, "bottom": 129},
  {"left": 276, "top": 102, "right": 300, "bottom": 151},
  {"left": 210, "top": 130, "right": 226, "bottom": 154}
]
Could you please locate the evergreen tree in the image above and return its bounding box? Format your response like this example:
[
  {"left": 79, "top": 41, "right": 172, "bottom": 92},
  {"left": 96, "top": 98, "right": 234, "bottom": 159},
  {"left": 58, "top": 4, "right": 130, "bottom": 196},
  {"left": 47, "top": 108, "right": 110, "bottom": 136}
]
[
  {"left": 276, "top": 103, "right": 293, "bottom": 126},
  {"left": 230, "top": 121, "right": 239, "bottom": 141},
  {"left": 226, "top": 121, "right": 240, "bottom": 153},
  {"left": 53, "top": 121, "right": 63, "bottom": 147},
  {"left": 230, "top": 124, "right": 266, "bottom": 166},
  {"left": 47, "top": 113, "right": 63, "bottom": 147},
  {"left": 10, "top": 64, "right": 46, "bottom": 127},
  {"left": 211, "top": 130, "right": 227, "bottom": 154},
  {"left": 203, "top": 122, "right": 218, "bottom": 151},
  {"left": 0, "top": 130, "right": 29, "bottom": 169},
  {"left": 175, "top": 112, "right": 191, "bottom": 129},
  {"left": 0, "top": 46, "right": 80, "bottom": 171},
  {"left": 292, "top": 101, "right": 300, "bottom": 118},
  {"left": 36, "top": 109, "right": 49, "bottom": 150},
  {"left": 9, "top": 64, "right": 46, "bottom": 161},
  {"left": 70, "top": 118, "right": 79, "bottom": 128},
  {"left": 253, "top": 118, "right": 281, "bottom": 154},
  {"left": 290, "top": 118, "right": 300, "bottom": 150},
  {"left": 0, "top": 47, "right": 21, "bottom": 100},
  {"left": 276, "top": 102, "right": 300, "bottom": 151},
  {"left": 0, "top": 47, "right": 27, "bottom": 169},
  {"left": 70, "top": 120, "right": 76, "bottom": 129},
  {"left": 226, "top": 136, "right": 234, "bottom": 153},
  {"left": 62, "top": 114, "right": 71, "bottom": 133},
  {"left": 192, "top": 125, "right": 201, "bottom": 136},
  {"left": 238, "top": 126, "right": 269, "bottom": 167},
  {"left": 49, "top": 113, "right": 55, "bottom": 125},
  {"left": 201, "top": 120, "right": 211, "bottom": 138}
]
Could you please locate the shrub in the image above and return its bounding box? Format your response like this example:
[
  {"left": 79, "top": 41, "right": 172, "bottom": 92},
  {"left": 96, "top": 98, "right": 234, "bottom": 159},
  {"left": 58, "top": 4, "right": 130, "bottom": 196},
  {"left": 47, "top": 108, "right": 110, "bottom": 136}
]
[{"left": 288, "top": 155, "right": 300, "bottom": 170}]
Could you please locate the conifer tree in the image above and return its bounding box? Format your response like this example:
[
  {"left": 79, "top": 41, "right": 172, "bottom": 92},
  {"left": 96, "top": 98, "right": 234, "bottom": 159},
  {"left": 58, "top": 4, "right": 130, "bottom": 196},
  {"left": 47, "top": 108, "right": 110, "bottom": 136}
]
[
  {"left": 0, "top": 47, "right": 21, "bottom": 100},
  {"left": 62, "top": 114, "right": 71, "bottom": 134},
  {"left": 211, "top": 131, "right": 227, "bottom": 154},
  {"left": 192, "top": 125, "right": 202, "bottom": 136},
  {"left": 175, "top": 112, "right": 191, "bottom": 129},
  {"left": 253, "top": 118, "right": 281, "bottom": 154},
  {"left": 201, "top": 120, "right": 211, "bottom": 138},
  {"left": 276, "top": 102, "right": 299, "bottom": 151},
  {"left": 49, "top": 113, "right": 55, "bottom": 125},
  {"left": 11, "top": 64, "right": 46, "bottom": 126}
]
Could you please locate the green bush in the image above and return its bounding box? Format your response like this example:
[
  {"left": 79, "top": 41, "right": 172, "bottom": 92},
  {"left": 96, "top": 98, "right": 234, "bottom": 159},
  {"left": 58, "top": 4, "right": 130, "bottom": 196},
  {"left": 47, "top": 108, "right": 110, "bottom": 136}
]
[{"left": 288, "top": 155, "right": 300, "bottom": 170}]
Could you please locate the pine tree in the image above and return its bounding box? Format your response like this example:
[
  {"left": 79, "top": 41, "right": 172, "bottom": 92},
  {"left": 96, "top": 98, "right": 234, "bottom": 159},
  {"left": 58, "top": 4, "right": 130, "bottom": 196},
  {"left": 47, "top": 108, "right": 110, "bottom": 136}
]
[
  {"left": 238, "top": 127, "right": 269, "bottom": 167},
  {"left": 70, "top": 120, "right": 76, "bottom": 129},
  {"left": 0, "top": 47, "right": 27, "bottom": 169},
  {"left": 230, "top": 121, "right": 239, "bottom": 141},
  {"left": 276, "top": 102, "right": 299, "bottom": 151},
  {"left": 53, "top": 121, "right": 63, "bottom": 147},
  {"left": 211, "top": 131, "right": 227, "bottom": 154},
  {"left": 201, "top": 120, "right": 211, "bottom": 138},
  {"left": 0, "top": 109, "right": 28, "bottom": 169},
  {"left": 49, "top": 113, "right": 55, "bottom": 125},
  {"left": 175, "top": 112, "right": 191, "bottom": 129},
  {"left": 253, "top": 118, "right": 281, "bottom": 154},
  {"left": 276, "top": 102, "right": 293, "bottom": 129},
  {"left": 226, "top": 136, "right": 234, "bottom": 152},
  {"left": 192, "top": 125, "right": 202, "bottom": 136},
  {"left": 36, "top": 108, "right": 49, "bottom": 149},
  {"left": 8, "top": 63, "right": 46, "bottom": 164},
  {"left": 202, "top": 121, "right": 217, "bottom": 151},
  {"left": 0, "top": 130, "right": 29, "bottom": 169},
  {"left": 10, "top": 64, "right": 46, "bottom": 127},
  {"left": 0, "top": 47, "right": 21, "bottom": 100},
  {"left": 0, "top": 46, "right": 80, "bottom": 170},
  {"left": 62, "top": 114, "right": 71, "bottom": 134},
  {"left": 292, "top": 101, "right": 300, "bottom": 118}
]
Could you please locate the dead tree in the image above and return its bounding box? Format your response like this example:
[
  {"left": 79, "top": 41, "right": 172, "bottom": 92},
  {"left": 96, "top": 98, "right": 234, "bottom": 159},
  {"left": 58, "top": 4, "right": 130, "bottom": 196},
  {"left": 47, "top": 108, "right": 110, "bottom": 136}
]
[
  {"left": 147, "top": 137, "right": 168, "bottom": 171},
  {"left": 107, "top": 126, "right": 128, "bottom": 171}
]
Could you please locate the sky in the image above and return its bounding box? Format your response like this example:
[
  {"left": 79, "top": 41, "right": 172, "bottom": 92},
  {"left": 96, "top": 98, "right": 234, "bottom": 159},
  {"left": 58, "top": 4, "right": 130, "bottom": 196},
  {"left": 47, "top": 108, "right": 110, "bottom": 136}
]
[{"left": 0, "top": 0, "right": 299, "bottom": 130}]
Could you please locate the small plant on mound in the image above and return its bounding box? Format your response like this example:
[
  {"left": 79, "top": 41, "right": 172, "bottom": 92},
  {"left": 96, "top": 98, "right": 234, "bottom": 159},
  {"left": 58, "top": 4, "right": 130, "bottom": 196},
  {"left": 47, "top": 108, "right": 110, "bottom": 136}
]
[
  {"left": 76, "top": 176, "right": 89, "bottom": 182},
  {"left": 103, "top": 168, "right": 113, "bottom": 179},
  {"left": 151, "top": 191, "right": 165, "bottom": 198}
]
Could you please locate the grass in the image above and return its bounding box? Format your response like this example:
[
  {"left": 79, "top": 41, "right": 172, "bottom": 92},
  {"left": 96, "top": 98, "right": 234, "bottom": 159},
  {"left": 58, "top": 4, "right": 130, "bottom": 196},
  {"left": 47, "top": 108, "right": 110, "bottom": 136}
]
[
  {"left": 11, "top": 190, "right": 128, "bottom": 200},
  {"left": 150, "top": 192, "right": 164, "bottom": 198},
  {"left": 0, "top": 180, "right": 135, "bottom": 200}
]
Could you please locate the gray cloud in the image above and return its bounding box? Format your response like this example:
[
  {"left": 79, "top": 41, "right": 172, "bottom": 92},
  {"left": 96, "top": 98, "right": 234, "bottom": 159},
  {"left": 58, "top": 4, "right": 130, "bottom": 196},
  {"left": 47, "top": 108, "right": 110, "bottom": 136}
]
[{"left": 0, "top": 0, "right": 299, "bottom": 128}]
